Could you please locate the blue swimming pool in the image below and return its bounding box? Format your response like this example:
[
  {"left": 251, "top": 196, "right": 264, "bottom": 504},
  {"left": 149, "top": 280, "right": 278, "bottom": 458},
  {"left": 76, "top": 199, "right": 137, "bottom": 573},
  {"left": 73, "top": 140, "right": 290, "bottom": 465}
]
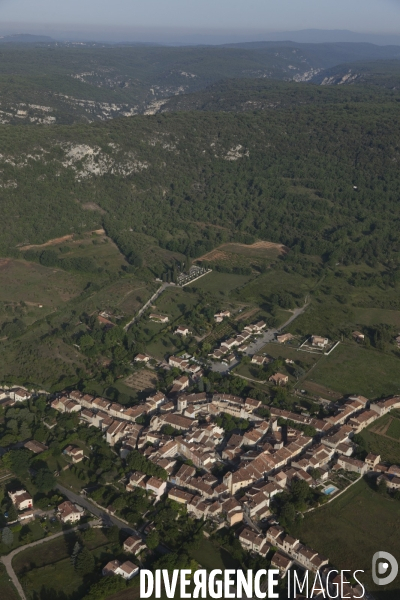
[{"left": 323, "top": 485, "right": 338, "bottom": 495}]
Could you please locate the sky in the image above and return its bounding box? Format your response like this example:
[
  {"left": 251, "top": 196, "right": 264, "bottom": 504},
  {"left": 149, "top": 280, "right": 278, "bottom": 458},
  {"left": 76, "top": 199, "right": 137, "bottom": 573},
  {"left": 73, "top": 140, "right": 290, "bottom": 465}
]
[{"left": 1, "top": 0, "right": 400, "bottom": 43}]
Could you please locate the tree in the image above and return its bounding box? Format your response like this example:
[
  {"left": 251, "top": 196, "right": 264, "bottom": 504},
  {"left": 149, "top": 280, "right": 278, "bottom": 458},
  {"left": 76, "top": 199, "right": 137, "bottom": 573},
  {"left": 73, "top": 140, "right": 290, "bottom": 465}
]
[
  {"left": 35, "top": 469, "right": 56, "bottom": 493},
  {"left": 71, "top": 541, "right": 82, "bottom": 566},
  {"left": 146, "top": 529, "right": 160, "bottom": 551},
  {"left": 2, "top": 527, "right": 13, "bottom": 546},
  {"left": 2, "top": 449, "right": 31, "bottom": 477},
  {"left": 75, "top": 546, "right": 95, "bottom": 575}
]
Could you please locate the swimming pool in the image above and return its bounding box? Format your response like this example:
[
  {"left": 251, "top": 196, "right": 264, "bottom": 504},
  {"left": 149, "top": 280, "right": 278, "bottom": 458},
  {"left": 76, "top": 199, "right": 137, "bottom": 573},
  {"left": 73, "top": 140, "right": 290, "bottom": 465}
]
[{"left": 323, "top": 485, "right": 339, "bottom": 496}]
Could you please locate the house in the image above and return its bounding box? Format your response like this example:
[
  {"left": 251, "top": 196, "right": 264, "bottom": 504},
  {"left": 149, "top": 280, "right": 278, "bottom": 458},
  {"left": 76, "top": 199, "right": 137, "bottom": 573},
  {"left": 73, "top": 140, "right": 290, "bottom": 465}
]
[
  {"left": 58, "top": 501, "right": 84, "bottom": 523},
  {"left": 9, "top": 490, "right": 33, "bottom": 511},
  {"left": 24, "top": 440, "right": 48, "bottom": 454},
  {"left": 239, "top": 528, "right": 267, "bottom": 553},
  {"left": 254, "top": 321, "right": 266, "bottom": 332},
  {"left": 12, "top": 388, "right": 32, "bottom": 402},
  {"left": 276, "top": 333, "right": 294, "bottom": 344},
  {"left": 348, "top": 410, "right": 377, "bottom": 433},
  {"left": 214, "top": 311, "right": 230, "bottom": 323},
  {"left": 251, "top": 355, "right": 265, "bottom": 365},
  {"left": 18, "top": 509, "right": 35, "bottom": 523},
  {"left": 123, "top": 534, "right": 147, "bottom": 555},
  {"left": 271, "top": 552, "right": 293, "bottom": 576},
  {"left": 102, "top": 560, "right": 139, "bottom": 580},
  {"left": 149, "top": 314, "right": 169, "bottom": 323},
  {"left": 63, "top": 445, "right": 84, "bottom": 463},
  {"left": 311, "top": 336, "right": 329, "bottom": 348},
  {"left": 169, "top": 356, "right": 189, "bottom": 369},
  {"left": 171, "top": 376, "right": 189, "bottom": 393},
  {"left": 352, "top": 331, "right": 365, "bottom": 343},
  {"left": 134, "top": 354, "right": 150, "bottom": 363},
  {"left": 221, "top": 338, "right": 238, "bottom": 351},
  {"left": 97, "top": 315, "right": 115, "bottom": 329},
  {"left": 117, "top": 560, "right": 140, "bottom": 579},
  {"left": 175, "top": 326, "right": 191, "bottom": 336},
  {"left": 146, "top": 477, "right": 166, "bottom": 498},
  {"left": 269, "top": 373, "right": 289, "bottom": 386},
  {"left": 221, "top": 497, "right": 243, "bottom": 526},
  {"left": 365, "top": 453, "right": 381, "bottom": 471},
  {"left": 370, "top": 397, "right": 400, "bottom": 417},
  {"left": 337, "top": 456, "right": 367, "bottom": 475}
]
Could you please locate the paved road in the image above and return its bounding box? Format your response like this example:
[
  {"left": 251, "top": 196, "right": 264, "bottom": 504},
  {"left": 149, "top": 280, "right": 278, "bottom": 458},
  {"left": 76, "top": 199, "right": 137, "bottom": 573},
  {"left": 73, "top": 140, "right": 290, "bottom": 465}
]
[
  {"left": 124, "top": 282, "right": 174, "bottom": 331},
  {"left": 0, "top": 522, "right": 90, "bottom": 600},
  {"left": 210, "top": 302, "right": 309, "bottom": 374},
  {"left": 56, "top": 484, "right": 136, "bottom": 535}
]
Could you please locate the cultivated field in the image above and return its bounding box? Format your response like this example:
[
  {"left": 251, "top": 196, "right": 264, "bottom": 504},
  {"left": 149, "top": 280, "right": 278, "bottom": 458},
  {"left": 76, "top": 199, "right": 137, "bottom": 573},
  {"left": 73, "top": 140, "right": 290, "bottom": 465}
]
[
  {"left": 124, "top": 368, "right": 158, "bottom": 393},
  {"left": 359, "top": 413, "right": 400, "bottom": 464}
]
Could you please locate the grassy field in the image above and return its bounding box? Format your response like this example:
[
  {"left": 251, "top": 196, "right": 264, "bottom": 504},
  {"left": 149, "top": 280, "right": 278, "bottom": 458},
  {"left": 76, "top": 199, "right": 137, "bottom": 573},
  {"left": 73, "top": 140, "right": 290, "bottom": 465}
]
[
  {"left": 236, "top": 270, "right": 315, "bottom": 306},
  {"left": 387, "top": 417, "right": 400, "bottom": 441},
  {"left": 15, "top": 529, "right": 118, "bottom": 600},
  {"left": 359, "top": 413, "right": 400, "bottom": 464},
  {"left": 304, "top": 343, "right": 400, "bottom": 399},
  {"left": 0, "top": 563, "right": 19, "bottom": 600},
  {"left": 292, "top": 478, "right": 400, "bottom": 599},
  {"left": 187, "top": 271, "right": 254, "bottom": 295},
  {"left": 353, "top": 307, "right": 400, "bottom": 328},
  {"left": 189, "top": 537, "right": 240, "bottom": 572}
]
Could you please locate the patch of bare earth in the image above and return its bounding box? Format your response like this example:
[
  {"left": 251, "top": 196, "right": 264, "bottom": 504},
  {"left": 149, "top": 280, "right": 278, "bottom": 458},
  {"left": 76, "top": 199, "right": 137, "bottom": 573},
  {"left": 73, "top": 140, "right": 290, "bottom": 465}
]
[{"left": 195, "top": 240, "right": 288, "bottom": 263}]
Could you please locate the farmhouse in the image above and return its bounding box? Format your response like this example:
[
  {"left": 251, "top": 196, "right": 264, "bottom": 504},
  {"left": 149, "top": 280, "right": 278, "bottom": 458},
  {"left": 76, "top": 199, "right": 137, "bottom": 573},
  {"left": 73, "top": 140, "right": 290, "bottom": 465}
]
[
  {"left": 276, "top": 333, "right": 294, "bottom": 344},
  {"left": 9, "top": 489, "right": 33, "bottom": 511},
  {"left": 58, "top": 501, "right": 84, "bottom": 523},
  {"left": 269, "top": 373, "right": 289, "bottom": 386},
  {"left": 174, "top": 326, "right": 191, "bottom": 336},
  {"left": 311, "top": 336, "right": 329, "bottom": 348},
  {"left": 134, "top": 354, "right": 150, "bottom": 363},
  {"left": 214, "top": 311, "right": 230, "bottom": 322},
  {"left": 63, "top": 445, "right": 84, "bottom": 463},
  {"left": 102, "top": 560, "right": 139, "bottom": 580},
  {"left": 352, "top": 331, "right": 365, "bottom": 343},
  {"left": 149, "top": 314, "right": 169, "bottom": 323}
]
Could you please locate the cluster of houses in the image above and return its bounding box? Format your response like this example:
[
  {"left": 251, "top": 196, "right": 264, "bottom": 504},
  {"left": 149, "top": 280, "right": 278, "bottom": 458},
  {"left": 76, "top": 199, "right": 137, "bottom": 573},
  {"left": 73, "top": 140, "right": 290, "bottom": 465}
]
[
  {"left": 6, "top": 488, "right": 85, "bottom": 526},
  {"left": 0, "top": 386, "right": 33, "bottom": 409},
  {"left": 209, "top": 319, "right": 266, "bottom": 361},
  {"left": 49, "top": 384, "right": 400, "bottom": 571},
  {"left": 10, "top": 375, "right": 400, "bottom": 586}
]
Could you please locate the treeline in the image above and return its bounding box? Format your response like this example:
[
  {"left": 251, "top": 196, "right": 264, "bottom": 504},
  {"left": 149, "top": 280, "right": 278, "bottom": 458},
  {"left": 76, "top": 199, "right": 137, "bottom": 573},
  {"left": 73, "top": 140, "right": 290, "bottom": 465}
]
[{"left": 23, "top": 248, "right": 99, "bottom": 273}]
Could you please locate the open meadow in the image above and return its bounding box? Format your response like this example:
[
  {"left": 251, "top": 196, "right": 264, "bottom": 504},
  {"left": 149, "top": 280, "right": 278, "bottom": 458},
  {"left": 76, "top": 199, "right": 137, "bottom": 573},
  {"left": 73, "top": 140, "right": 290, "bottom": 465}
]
[
  {"left": 292, "top": 478, "right": 400, "bottom": 600},
  {"left": 303, "top": 343, "right": 400, "bottom": 399}
]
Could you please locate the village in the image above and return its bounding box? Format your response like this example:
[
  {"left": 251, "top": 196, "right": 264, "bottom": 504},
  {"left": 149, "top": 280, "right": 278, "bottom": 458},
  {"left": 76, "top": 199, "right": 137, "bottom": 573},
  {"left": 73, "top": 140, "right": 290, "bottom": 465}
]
[{"left": 2, "top": 364, "right": 400, "bottom": 597}]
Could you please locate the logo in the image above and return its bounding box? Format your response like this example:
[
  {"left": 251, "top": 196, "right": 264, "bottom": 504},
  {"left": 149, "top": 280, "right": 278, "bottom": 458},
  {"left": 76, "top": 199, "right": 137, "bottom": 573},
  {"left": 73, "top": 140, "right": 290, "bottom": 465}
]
[{"left": 372, "top": 552, "right": 398, "bottom": 586}]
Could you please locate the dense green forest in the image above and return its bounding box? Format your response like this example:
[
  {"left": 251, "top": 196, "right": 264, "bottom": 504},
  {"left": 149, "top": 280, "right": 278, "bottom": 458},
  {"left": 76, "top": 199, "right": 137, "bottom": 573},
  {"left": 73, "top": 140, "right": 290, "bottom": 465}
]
[{"left": 1, "top": 80, "right": 400, "bottom": 269}]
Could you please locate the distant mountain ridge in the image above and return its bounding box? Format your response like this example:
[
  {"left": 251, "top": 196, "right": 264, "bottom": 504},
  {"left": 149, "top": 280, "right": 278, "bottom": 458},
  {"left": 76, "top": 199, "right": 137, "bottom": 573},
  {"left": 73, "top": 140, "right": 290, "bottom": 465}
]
[{"left": 0, "top": 33, "right": 54, "bottom": 44}]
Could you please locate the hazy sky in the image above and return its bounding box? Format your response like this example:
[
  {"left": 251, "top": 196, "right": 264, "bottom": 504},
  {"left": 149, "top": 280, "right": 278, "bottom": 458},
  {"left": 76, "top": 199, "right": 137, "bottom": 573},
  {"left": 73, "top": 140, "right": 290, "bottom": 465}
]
[{"left": 1, "top": 0, "right": 400, "bottom": 33}]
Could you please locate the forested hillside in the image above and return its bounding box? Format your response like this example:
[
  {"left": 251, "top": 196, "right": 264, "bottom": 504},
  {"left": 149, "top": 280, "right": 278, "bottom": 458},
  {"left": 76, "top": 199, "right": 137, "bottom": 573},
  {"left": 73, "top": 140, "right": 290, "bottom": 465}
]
[
  {"left": 0, "top": 83, "right": 400, "bottom": 272},
  {"left": 1, "top": 42, "right": 400, "bottom": 124}
]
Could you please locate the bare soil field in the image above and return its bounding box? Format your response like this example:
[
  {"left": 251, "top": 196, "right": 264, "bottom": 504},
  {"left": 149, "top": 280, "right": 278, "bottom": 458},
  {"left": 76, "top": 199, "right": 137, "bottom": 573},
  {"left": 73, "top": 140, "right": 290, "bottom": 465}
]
[
  {"left": 196, "top": 240, "right": 287, "bottom": 263},
  {"left": 124, "top": 369, "right": 158, "bottom": 393}
]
